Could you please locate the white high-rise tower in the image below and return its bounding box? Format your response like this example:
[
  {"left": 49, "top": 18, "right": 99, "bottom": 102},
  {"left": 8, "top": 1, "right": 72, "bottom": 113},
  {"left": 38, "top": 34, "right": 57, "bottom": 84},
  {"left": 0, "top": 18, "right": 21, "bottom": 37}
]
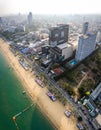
[{"left": 75, "top": 33, "right": 96, "bottom": 61}]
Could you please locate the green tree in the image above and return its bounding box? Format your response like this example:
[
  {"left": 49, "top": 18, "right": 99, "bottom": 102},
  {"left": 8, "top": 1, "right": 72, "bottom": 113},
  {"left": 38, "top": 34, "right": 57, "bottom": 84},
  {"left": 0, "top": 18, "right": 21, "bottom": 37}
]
[
  {"left": 78, "top": 86, "right": 85, "bottom": 97},
  {"left": 77, "top": 115, "right": 82, "bottom": 122}
]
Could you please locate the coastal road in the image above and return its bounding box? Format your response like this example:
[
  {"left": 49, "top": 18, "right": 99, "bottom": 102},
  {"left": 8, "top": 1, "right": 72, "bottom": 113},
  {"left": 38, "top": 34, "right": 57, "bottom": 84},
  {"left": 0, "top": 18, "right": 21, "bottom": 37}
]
[{"left": 32, "top": 61, "right": 94, "bottom": 130}]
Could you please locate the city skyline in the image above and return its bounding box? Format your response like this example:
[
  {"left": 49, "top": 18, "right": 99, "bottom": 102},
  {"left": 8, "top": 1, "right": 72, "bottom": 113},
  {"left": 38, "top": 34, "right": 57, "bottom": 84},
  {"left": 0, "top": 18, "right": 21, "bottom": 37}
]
[{"left": 0, "top": 0, "right": 101, "bottom": 16}]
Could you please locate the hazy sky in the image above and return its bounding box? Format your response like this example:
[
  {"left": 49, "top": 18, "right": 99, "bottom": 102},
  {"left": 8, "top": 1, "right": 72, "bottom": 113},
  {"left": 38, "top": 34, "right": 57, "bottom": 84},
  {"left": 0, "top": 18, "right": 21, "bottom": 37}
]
[{"left": 0, "top": 0, "right": 101, "bottom": 16}]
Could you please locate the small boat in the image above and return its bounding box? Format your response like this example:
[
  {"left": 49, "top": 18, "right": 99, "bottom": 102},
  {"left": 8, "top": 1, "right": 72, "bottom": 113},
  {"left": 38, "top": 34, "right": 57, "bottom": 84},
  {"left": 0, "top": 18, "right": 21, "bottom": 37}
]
[{"left": 22, "top": 91, "right": 26, "bottom": 94}]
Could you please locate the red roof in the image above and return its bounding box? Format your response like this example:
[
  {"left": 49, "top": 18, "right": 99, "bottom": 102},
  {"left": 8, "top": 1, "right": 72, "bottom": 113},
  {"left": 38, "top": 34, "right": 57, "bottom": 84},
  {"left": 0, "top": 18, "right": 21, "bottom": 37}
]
[{"left": 53, "top": 67, "right": 64, "bottom": 75}]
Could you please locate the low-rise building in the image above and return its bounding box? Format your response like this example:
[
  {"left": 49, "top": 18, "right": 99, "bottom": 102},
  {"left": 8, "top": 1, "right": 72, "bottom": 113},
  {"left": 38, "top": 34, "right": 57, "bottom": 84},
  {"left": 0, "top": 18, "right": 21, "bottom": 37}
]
[
  {"left": 50, "top": 67, "right": 64, "bottom": 76},
  {"left": 91, "top": 114, "right": 101, "bottom": 130}
]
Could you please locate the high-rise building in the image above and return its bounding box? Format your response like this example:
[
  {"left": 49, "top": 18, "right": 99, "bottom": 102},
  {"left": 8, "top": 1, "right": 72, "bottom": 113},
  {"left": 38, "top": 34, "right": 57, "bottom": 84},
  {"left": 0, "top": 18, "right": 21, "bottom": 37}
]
[
  {"left": 90, "top": 82, "right": 101, "bottom": 101},
  {"left": 49, "top": 24, "right": 69, "bottom": 47},
  {"left": 75, "top": 33, "right": 96, "bottom": 61},
  {"left": 82, "top": 22, "right": 89, "bottom": 35},
  {"left": 27, "top": 12, "right": 33, "bottom": 25},
  {"left": 0, "top": 17, "right": 2, "bottom": 24},
  {"left": 96, "top": 30, "right": 101, "bottom": 43}
]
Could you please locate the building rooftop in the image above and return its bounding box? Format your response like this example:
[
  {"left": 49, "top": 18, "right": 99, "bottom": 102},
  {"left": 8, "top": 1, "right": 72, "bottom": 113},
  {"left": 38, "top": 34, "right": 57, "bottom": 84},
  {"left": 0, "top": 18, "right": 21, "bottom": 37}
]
[
  {"left": 50, "top": 24, "right": 69, "bottom": 29},
  {"left": 96, "top": 114, "right": 101, "bottom": 126},
  {"left": 57, "top": 43, "right": 71, "bottom": 49},
  {"left": 51, "top": 67, "right": 64, "bottom": 76},
  {"left": 80, "top": 33, "right": 96, "bottom": 39}
]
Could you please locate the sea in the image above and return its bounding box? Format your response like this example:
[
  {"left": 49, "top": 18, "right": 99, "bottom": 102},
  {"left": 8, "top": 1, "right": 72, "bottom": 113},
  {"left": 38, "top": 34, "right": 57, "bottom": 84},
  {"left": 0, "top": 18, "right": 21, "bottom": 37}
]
[{"left": 0, "top": 52, "right": 55, "bottom": 130}]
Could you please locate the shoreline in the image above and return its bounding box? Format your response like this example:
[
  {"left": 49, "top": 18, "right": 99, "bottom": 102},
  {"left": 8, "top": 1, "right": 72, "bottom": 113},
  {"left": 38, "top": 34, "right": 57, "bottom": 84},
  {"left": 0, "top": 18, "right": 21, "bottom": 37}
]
[{"left": 0, "top": 38, "right": 78, "bottom": 130}]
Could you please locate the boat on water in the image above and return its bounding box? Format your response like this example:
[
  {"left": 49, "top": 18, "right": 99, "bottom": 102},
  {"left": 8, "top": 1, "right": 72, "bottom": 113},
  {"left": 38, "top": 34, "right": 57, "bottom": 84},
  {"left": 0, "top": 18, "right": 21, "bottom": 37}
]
[{"left": 22, "top": 91, "right": 26, "bottom": 94}]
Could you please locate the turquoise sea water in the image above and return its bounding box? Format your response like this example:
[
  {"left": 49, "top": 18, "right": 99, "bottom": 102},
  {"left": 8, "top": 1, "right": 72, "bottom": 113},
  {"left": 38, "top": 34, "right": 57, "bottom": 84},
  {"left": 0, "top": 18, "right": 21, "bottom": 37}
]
[{"left": 0, "top": 52, "right": 55, "bottom": 130}]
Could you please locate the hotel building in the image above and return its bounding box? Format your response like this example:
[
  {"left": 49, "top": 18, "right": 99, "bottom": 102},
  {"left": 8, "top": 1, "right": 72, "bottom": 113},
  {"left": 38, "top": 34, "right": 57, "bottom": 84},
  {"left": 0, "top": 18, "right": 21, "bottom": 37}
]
[
  {"left": 75, "top": 33, "right": 96, "bottom": 62},
  {"left": 49, "top": 24, "right": 69, "bottom": 47}
]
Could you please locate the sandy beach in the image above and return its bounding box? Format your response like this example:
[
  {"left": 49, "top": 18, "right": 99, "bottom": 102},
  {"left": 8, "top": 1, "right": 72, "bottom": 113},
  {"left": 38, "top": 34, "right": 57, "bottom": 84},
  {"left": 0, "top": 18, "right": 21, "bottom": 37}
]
[{"left": 0, "top": 38, "right": 78, "bottom": 130}]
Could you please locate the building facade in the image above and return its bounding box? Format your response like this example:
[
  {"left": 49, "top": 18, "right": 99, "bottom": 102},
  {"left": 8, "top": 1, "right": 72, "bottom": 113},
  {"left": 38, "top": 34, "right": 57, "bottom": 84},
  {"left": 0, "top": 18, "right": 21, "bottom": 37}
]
[
  {"left": 82, "top": 22, "right": 89, "bottom": 35},
  {"left": 49, "top": 24, "right": 69, "bottom": 47},
  {"left": 75, "top": 33, "right": 96, "bottom": 61},
  {"left": 27, "top": 12, "right": 33, "bottom": 25},
  {"left": 90, "top": 82, "right": 101, "bottom": 101},
  {"left": 96, "top": 30, "right": 101, "bottom": 43},
  {"left": 50, "top": 43, "right": 73, "bottom": 62}
]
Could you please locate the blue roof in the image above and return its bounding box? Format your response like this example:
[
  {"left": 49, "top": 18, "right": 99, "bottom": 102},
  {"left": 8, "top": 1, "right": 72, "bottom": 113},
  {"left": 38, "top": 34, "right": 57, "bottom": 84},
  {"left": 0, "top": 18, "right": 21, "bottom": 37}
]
[{"left": 21, "top": 48, "right": 29, "bottom": 54}]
